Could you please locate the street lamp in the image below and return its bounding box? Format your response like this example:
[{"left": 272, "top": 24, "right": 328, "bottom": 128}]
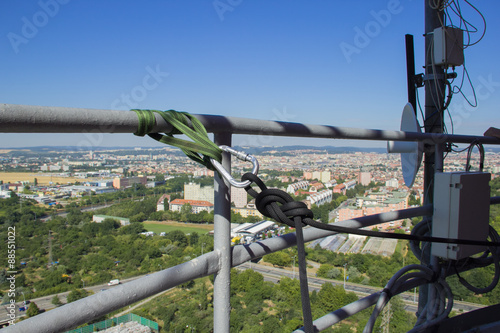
[
  {"left": 81, "top": 279, "right": 85, "bottom": 288},
  {"left": 343, "top": 263, "right": 348, "bottom": 290}
]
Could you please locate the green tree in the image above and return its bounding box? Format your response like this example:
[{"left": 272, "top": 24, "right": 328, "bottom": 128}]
[
  {"left": 317, "top": 283, "right": 357, "bottom": 313},
  {"left": 51, "top": 295, "right": 63, "bottom": 306},
  {"left": 26, "top": 301, "right": 40, "bottom": 317},
  {"left": 67, "top": 289, "right": 89, "bottom": 303},
  {"left": 264, "top": 251, "right": 291, "bottom": 267}
]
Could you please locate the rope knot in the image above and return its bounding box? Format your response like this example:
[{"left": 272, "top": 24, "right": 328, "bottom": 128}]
[{"left": 242, "top": 173, "right": 313, "bottom": 227}]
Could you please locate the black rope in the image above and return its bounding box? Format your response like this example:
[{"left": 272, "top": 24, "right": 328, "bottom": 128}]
[
  {"left": 241, "top": 173, "right": 500, "bottom": 247},
  {"left": 242, "top": 173, "right": 314, "bottom": 331}
]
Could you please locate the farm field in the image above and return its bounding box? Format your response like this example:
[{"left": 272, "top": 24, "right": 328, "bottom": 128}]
[
  {"left": 143, "top": 221, "right": 214, "bottom": 235},
  {"left": 0, "top": 172, "right": 81, "bottom": 185}
]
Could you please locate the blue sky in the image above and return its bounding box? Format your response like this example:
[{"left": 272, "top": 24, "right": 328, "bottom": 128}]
[{"left": 1, "top": 0, "right": 499, "bottom": 148}]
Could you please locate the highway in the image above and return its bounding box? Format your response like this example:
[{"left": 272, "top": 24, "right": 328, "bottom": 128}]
[
  {"left": 0, "top": 274, "right": 144, "bottom": 327},
  {"left": 236, "top": 262, "right": 485, "bottom": 314},
  {"left": 1, "top": 261, "right": 485, "bottom": 327}
]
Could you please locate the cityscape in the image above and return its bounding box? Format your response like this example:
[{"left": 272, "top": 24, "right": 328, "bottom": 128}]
[{"left": 1, "top": 145, "right": 500, "bottom": 332}]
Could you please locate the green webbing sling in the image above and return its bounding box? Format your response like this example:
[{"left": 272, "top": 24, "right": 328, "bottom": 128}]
[{"left": 132, "top": 109, "right": 222, "bottom": 170}]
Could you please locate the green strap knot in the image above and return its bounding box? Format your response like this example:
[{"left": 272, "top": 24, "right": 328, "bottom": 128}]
[{"left": 132, "top": 109, "right": 222, "bottom": 170}]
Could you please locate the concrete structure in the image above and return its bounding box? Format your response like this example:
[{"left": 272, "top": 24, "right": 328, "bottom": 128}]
[
  {"left": 232, "top": 206, "right": 264, "bottom": 219},
  {"left": 358, "top": 171, "right": 372, "bottom": 186},
  {"left": 184, "top": 182, "right": 214, "bottom": 204},
  {"left": 112, "top": 176, "right": 147, "bottom": 189},
  {"left": 337, "top": 190, "right": 409, "bottom": 230},
  {"left": 385, "top": 178, "right": 399, "bottom": 188},
  {"left": 169, "top": 199, "right": 214, "bottom": 214},
  {"left": 231, "top": 186, "right": 247, "bottom": 208},
  {"left": 156, "top": 194, "right": 170, "bottom": 211},
  {"left": 93, "top": 215, "right": 130, "bottom": 226}
]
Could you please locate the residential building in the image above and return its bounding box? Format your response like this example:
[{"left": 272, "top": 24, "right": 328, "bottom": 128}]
[
  {"left": 231, "top": 186, "right": 248, "bottom": 208},
  {"left": 358, "top": 171, "right": 372, "bottom": 186},
  {"left": 184, "top": 183, "right": 214, "bottom": 204},
  {"left": 309, "top": 181, "right": 324, "bottom": 192},
  {"left": 156, "top": 194, "right": 171, "bottom": 211},
  {"left": 169, "top": 199, "right": 214, "bottom": 214},
  {"left": 112, "top": 176, "right": 147, "bottom": 189},
  {"left": 286, "top": 181, "right": 309, "bottom": 194},
  {"left": 307, "top": 189, "right": 333, "bottom": 206}
]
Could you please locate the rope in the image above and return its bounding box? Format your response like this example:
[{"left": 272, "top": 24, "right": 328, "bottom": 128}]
[
  {"left": 241, "top": 173, "right": 500, "bottom": 247},
  {"left": 132, "top": 109, "right": 222, "bottom": 170},
  {"left": 241, "top": 173, "right": 314, "bottom": 331}
]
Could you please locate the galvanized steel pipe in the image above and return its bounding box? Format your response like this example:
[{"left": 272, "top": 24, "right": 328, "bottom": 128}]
[
  {"left": 1, "top": 205, "right": 431, "bottom": 333},
  {"left": 1, "top": 103, "right": 499, "bottom": 144}
]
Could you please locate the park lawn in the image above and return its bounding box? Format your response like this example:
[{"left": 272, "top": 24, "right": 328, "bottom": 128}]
[{"left": 143, "top": 221, "right": 213, "bottom": 235}]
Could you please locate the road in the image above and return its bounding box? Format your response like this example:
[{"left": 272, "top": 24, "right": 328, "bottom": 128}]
[
  {"left": 236, "top": 262, "right": 485, "bottom": 314},
  {"left": 40, "top": 204, "right": 113, "bottom": 221},
  {"left": 0, "top": 274, "right": 145, "bottom": 326},
  {"left": 1, "top": 261, "right": 485, "bottom": 327}
]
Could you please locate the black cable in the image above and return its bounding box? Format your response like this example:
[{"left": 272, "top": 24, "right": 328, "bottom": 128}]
[
  {"left": 241, "top": 173, "right": 500, "bottom": 248},
  {"left": 451, "top": 227, "right": 500, "bottom": 294},
  {"left": 465, "top": 141, "right": 484, "bottom": 171}
]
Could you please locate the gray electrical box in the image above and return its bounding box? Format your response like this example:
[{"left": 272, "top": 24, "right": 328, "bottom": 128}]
[
  {"left": 433, "top": 26, "right": 464, "bottom": 67},
  {"left": 432, "top": 172, "right": 490, "bottom": 260}
]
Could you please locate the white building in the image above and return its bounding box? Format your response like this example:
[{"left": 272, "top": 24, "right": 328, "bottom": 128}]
[
  {"left": 358, "top": 172, "right": 372, "bottom": 186},
  {"left": 231, "top": 187, "right": 247, "bottom": 208},
  {"left": 169, "top": 199, "right": 214, "bottom": 214},
  {"left": 184, "top": 183, "right": 214, "bottom": 204},
  {"left": 286, "top": 181, "right": 309, "bottom": 194},
  {"left": 307, "top": 189, "right": 333, "bottom": 206},
  {"left": 92, "top": 215, "right": 130, "bottom": 226},
  {"left": 385, "top": 178, "right": 399, "bottom": 188}
]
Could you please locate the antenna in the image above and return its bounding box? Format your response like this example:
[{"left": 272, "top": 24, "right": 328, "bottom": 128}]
[{"left": 387, "top": 103, "right": 423, "bottom": 188}]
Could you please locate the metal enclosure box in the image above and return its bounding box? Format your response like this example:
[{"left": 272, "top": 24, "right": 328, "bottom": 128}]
[
  {"left": 432, "top": 172, "right": 490, "bottom": 260},
  {"left": 433, "top": 26, "right": 464, "bottom": 67}
]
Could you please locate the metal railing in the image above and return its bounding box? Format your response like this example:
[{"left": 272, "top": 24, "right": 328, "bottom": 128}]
[{"left": 0, "top": 103, "right": 499, "bottom": 333}]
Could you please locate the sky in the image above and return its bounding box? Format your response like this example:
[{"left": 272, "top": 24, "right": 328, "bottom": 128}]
[{"left": 1, "top": 0, "right": 499, "bottom": 149}]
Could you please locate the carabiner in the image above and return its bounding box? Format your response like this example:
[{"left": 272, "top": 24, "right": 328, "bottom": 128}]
[{"left": 210, "top": 145, "right": 259, "bottom": 188}]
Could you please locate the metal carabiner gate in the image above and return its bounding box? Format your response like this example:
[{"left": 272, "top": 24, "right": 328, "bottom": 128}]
[{"left": 210, "top": 145, "right": 259, "bottom": 188}]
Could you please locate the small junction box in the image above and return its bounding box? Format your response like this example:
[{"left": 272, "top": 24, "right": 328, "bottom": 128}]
[{"left": 432, "top": 172, "right": 490, "bottom": 260}]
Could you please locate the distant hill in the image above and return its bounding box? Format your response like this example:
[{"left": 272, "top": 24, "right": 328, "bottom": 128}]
[{"left": 3, "top": 145, "right": 500, "bottom": 154}]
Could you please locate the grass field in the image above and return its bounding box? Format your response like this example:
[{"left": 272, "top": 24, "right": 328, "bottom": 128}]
[
  {"left": 143, "top": 221, "right": 214, "bottom": 235},
  {"left": 0, "top": 172, "right": 81, "bottom": 185}
]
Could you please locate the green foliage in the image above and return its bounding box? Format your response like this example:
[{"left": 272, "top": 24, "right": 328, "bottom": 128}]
[
  {"left": 26, "top": 301, "right": 40, "bottom": 317},
  {"left": 264, "top": 251, "right": 291, "bottom": 267},
  {"left": 67, "top": 289, "right": 90, "bottom": 303},
  {"left": 317, "top": 264, "right": 341, "bottom": 279},
  {"left": 317, "top": 283, "right": 357, "bottom": 313},
  {"left": 51, "top": 295, "right": 63, "bottom": 306}
]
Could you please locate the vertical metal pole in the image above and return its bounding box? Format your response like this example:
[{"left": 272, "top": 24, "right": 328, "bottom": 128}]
[
  {"left": 405, "top": 34, "right": 417, "bottom": 112},
  {"left": 423, "top": 0, "right": 445, "bottom": 204},
  {"left": 213, "top": 132, "right": 232, "bottom": 333},
  {"left": 419, "top": 0, "right": 445, "bottom": 317}
]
